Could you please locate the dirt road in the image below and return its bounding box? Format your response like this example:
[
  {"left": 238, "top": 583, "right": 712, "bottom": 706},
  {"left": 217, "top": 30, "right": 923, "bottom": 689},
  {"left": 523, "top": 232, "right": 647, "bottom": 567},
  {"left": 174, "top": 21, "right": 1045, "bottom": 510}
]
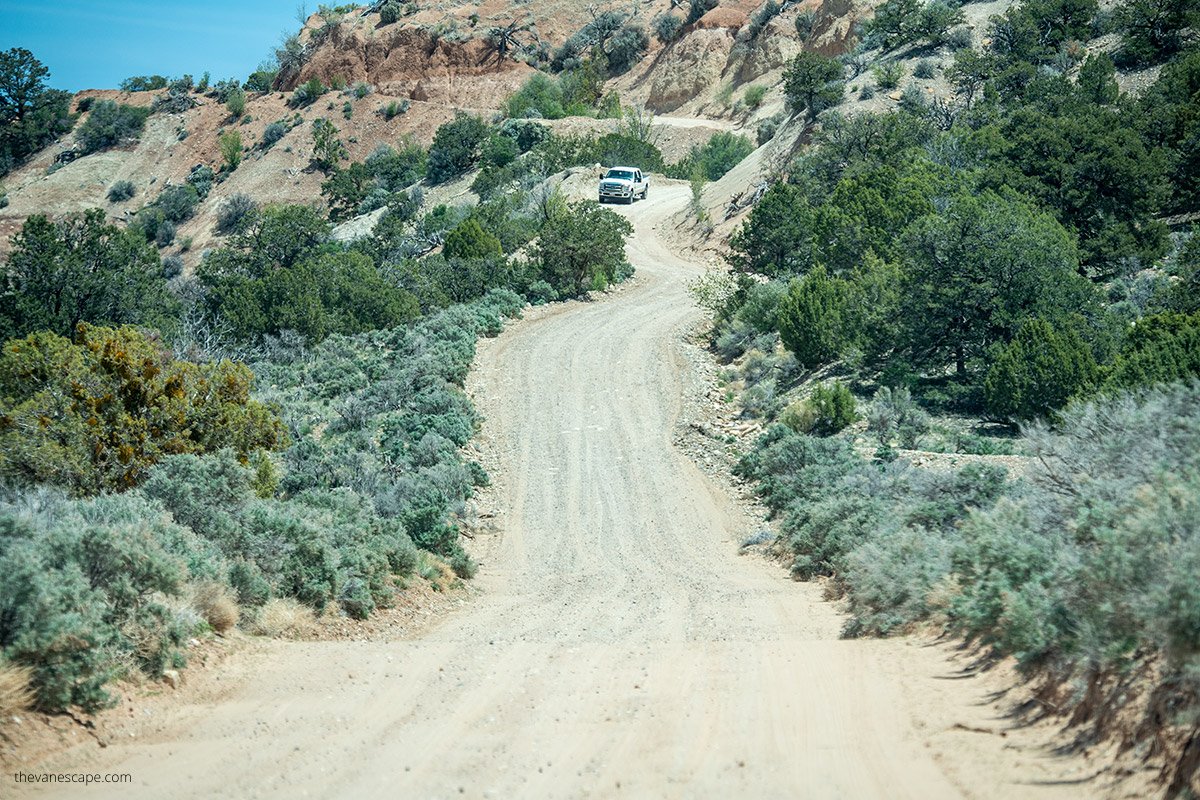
[{"left": 22, "top": 185, "right": 1100, "bottom": 799}]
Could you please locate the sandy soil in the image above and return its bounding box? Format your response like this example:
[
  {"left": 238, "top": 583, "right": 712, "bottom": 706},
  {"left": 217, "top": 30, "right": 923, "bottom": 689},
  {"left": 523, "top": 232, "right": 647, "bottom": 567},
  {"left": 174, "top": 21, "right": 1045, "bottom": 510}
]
[{"left": 9, "top": 185, "right": 1111, "bottom": 800}]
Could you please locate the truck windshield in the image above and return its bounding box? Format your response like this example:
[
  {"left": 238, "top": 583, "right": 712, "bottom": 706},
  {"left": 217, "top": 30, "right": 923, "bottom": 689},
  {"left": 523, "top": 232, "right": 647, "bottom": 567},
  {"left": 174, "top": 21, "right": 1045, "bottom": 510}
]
[{"left": 605, "top": 170, "right": 635, "bottom": 180}]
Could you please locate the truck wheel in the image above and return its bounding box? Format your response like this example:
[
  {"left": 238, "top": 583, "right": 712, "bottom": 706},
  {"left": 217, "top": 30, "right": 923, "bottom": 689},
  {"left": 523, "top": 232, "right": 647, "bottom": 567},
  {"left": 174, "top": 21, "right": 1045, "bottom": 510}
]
[
  {"left": 641, "top": 187, "right": 648, "bottom": 200},
  {"left": 625, "top": 194, "right": 634, "bottom": 204}
]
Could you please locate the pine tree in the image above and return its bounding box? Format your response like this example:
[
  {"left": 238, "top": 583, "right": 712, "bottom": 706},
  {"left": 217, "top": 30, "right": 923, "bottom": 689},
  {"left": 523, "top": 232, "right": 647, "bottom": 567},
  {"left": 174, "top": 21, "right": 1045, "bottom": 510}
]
[
  {"left": 984, "top": 317, "right": 1097, "bottom": 420},
  {"left": 443, "top": 219, "right": 502, "bottom": 260},
  {"left": 778, "top": 266, "right": 847, "bottom": 370}
]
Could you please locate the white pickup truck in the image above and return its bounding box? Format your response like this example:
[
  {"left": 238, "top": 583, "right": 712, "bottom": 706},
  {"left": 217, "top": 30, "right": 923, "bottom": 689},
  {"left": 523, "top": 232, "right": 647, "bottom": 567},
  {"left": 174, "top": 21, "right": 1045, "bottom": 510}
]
[{"left": 598, "top": 167, "right": 649, "bottom": 204}]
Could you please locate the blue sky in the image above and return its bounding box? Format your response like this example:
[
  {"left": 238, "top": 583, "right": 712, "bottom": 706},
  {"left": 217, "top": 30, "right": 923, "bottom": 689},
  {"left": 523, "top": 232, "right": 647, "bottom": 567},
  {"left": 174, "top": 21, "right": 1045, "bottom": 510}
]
[{"left": 2, "top": 1, "right": 311, "bottom": 92}]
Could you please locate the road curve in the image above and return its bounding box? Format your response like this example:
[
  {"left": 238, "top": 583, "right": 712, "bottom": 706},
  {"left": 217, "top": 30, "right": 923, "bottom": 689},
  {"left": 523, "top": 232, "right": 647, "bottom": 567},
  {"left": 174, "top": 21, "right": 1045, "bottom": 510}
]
[{"left": 29, "top": 185, "right": 1095, "bottom": 800}]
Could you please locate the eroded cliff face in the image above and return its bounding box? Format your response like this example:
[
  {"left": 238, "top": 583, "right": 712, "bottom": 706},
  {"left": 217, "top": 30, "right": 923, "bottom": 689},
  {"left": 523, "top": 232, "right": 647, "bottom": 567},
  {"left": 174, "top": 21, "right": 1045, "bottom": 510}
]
[
  {"left": 640, "top": 0, "right": 874, "bottom": 113},
  {"left": 283, "top": 0, "right": 873, "bottom": 114},
  {"left": 647, "top": 28, "right": 737, "bottom": 112},
  {"left": 734, "top": 17, "right": 805, "bottom": 83},
  {"left": 284, "top": 14, "right": 535, "bottom": 109},
  {"left": 809, "top": 0, "right": 875, "bottom": 56}
]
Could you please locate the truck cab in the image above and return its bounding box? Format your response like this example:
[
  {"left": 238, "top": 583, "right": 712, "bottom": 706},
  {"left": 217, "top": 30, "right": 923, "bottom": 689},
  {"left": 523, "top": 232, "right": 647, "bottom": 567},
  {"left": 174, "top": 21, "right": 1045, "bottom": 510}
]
[{"left": 599, "top": 167, "right": 649, "bottom": 204}]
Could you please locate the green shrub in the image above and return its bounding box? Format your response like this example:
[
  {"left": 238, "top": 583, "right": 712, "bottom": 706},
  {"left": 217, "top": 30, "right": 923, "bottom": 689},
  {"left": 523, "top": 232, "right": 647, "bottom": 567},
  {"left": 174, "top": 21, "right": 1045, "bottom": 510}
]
[
  {"left": 261, "top": 121, "right": 287, "bottom": 148},
  {"left": 734, "top": 426, "right": 862, "bottom": 571},
  {"left": 120, "top": 75, "right": 168, "bottom": 92},
  {"left": 949, "top": 431, "right": 1016, "bottom": 455},
  {"left": 310, "top": 117, "right": 345, "bottom": 172},
  {"left": 865, "top": 0, "right": 964, "bottom": 50},
  {"left": 653, "top": 13, "right": 684, "bottom": 43},
  {"left": 948, "top": 383, "right": 1200, "bottom": 666},
  {"left": 443, "top": 219, "right": 502, "bottom": 260},
  {"left": 130, "top": 205, "right": 165, "bottom": 242},
  {"left": 220, "top": 130, "right": 243, "bottom": 170},
  {"left": 290, "top": 77, "right": 326, "bottom": 108},
  {"left": 215, "top": 193, "right": 257, "bottom": 235},
  {"left": 551, "top": 12, "right": 626, "bottom": 70},
  {"left": 783, "top": 51, "right": 845, "bottom": 120},
  {"left": 0, "top": 537, "right": 118, "bottom": 711},
  {"left": 379, "top": 0, "right": 402, "bottom": 24},
  {"left": 669, "top": 130, "right": 754, "bottom": 181},
  {"left": 866, "top": 386, "right": 930, "bottom": 448},
  {"left": 872, "top": 62, "right": 905, "bottom": 90},
  {"left": 795, "top": 10, "right": 816, "bottom": 41},
  {"left": 482, "top": 132, "right": 518, "bottom": 168},
  {"left": 383, "top": 99, "right": 409, "bottom": 119},
  {"left": 716, "top": 317, "right": 774, "bottom": 361},
  {"left": 533, "top": 200, "right": 633, "bottom": 297},
  {"left": 366, "top": 137, "right": 427, "bottom": 187},
  {"left": 145, "top": 452, "right": 418, "bottom": 615},
  {"left": 245, "top": 67, "right": 277, "bottom": 92},
  {"left": 426, "top": 112, "right": 489, "bottom": 183},
  {"left": 451, "top": 551, "right": 478, "bottom": 579},
  {"left": 779, "top": 399, "right": 817, "bottom": 433},
  {"left": 226, "top": 86, "right": 246, "bottom": 118},
  {"left": 155, "top": 219, "right": 176, "bottom": 247},
  {"left": 745, "top": 380, "right": 1200, "bottom": 687},
  {"left": 0, "top": 490, "right": 213, "bottom": 710},
  {"left": 687, "top": 0, "right": 717, "bottom": 24},
  {"left": 842, "top": 463, "right": 1008, "bottom": 635},
  {"left": 75, "top": 100, "right": 151, "bottom": 154},
  {"left": 0, "top": 209, "right": 176, "bottom": 341},
  {"left": 778, "top": 267, "right": 848, "bottom": 370},
  {"left": 107, "top": 180, "right": 135, "bottom": 202},
  {"left": 1104, "top": 313, "right": 1200, "bottom": 391},
  {"left": 744, "top": 85, "right": 767, "bottom": 108},
  {"left": 320, "top": 162, "right": 374, "bottom": 221},
  {"left": 1114, "top": 0, "right": 1196, "bottom": 65},
  {"left": 984, "top": 318, "right": 1098, "bottom": 421},
  {"left": 593, "top": 131, "right": 665, "bottom": 174},
  {"left": 911, "top": 2, "right": 965, "bottom": 47},
  {"left": 228, "top": 558, "right": 271, "bottom": 607},
  {"left": 842, "top": 523, "right": 954, "bottom": 635},
  {"left": 736, "top": 280, "right": 785, "bottom": 334},
  {"left": 0, "top": 326, "right": 287, "bottom": 494},
  {"left": 156, "top": 184, "right": 199, "bottom": 222},
  {"left": 756, "top": 113, "right": 784, "bottom": 145},
  {"left": 807, "top": 382, "right": 858, "bottom": 435},
  {"left": 202, "top": 245, "right": 419, "bottom": 343},
  {"left": 946, "top": 26, "right": 972, "bottom": 49},
  {"left": 727, "top": 183, "right": 815, "bottom": 278},
  {"left": 747, "top": 0, "right": 781, "bottom": 37},
  {"left": 526, "top": 280, "right": 558, "bottom": 305},
  {"left": 151, "top": 87, "right": 196, "bottom": 116},
  {"left": 606, "top": 25, "right": 649, "bottom": 75},
  {"left": 162, "top": 254, "right": 184, "bottom": 279},
  {"left": 498, "top": 119, "right": 551, "bottom": 152},
  {"left": 898, "top": 83, "right": 926, "bottom": 113},
  {"left": 186, "top": 164, "right": 215, "bottom": 198}
]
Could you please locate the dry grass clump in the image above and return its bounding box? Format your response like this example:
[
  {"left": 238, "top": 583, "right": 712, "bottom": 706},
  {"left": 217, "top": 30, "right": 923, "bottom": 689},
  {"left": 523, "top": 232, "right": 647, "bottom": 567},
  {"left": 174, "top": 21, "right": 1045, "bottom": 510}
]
[
  {"left": 417, "top": 550, "right": 458, "bottom": 590},
  {"left": 250, "top": 598, "right": 315, "bottom": 638},
  {"left": 190, "top": 582, "right": 240, "bottom": 633},
  {"left": 0, "top": 657, "right": 35, "bottom": 716}
]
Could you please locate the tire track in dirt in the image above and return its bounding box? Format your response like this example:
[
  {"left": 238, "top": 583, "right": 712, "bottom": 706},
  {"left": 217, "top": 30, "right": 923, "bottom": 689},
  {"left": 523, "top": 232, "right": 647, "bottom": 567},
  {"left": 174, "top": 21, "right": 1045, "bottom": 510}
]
[{"left": 20, "top": 185, "right": 1100, "bottom": 800}]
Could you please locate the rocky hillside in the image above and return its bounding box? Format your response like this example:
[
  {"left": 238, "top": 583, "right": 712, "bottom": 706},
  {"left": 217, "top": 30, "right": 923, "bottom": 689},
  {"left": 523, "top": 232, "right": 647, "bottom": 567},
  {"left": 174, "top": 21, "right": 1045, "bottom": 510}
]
[{"left": 0, "top": 0, "right": 874, "bottom": 261}]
